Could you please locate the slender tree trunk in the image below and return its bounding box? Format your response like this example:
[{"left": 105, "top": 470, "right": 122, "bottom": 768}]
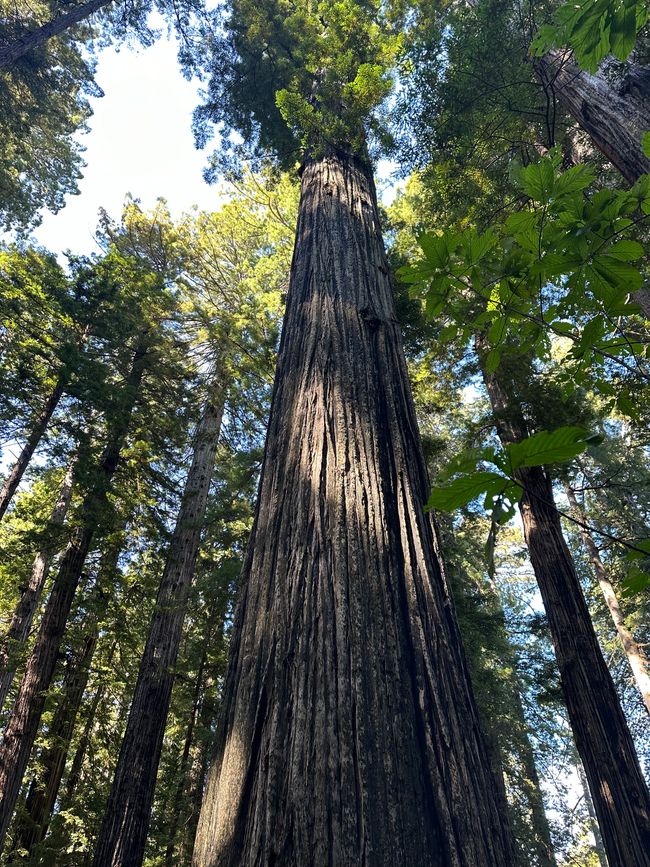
[
  {"left": 0, "top": 454, "right": 77, "bottom": 711},
  {"left": 475, "top": 333, "right": 650, "bottom": 867},
  {"left": 92, "top": 391, "right": 224, "bottom": 867},
  {"left": 193, "top": 151, "right": 514, "bottom": 867},
  {"left": 576, "top": 760, "right": 608, "bottom": 867},
  {"left": 0, "top": 377, "right": 66, "bottom": 522},
  {"left": 533, "top": 49, "right": 650, "bottom": 184},
  {"left": 481, "top": 580, "right": 556, "bottom": 867},
  {"left": 0, "top": 0, "right": 115, "bottom": 68},
  {"left": 63, "top": 636, "right": 118, "bottom": 806},
  {"left": 8, "top": 535, "right": 121, "bottom": 860},
  {"left": 10, "top": 612, "right": 102, "bottom": 858},
  {"left": 0, "top": 340, "right": 147, "bottom": 846},
  {"left": 165, "top": 650, "right": 208, "bottom": 867},
  {"left": 564, "top": 485, "right": 650, "bottom": 716}
]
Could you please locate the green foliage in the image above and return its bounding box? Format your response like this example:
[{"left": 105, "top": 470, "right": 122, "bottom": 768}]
[
  {"left": 427, "top": 425, "right": 596, "bottom": 513},
  {"left": 194, "top": 0, "right": 402, "bottom": 167},
  {"left": 0, "top": 0, "right": 98, "bottom": 231},
  {"left": 400, "top": 154, "right": 650, "bottom": 416},
  {"left": 532, "top": 0, "right": 650, "bottom": 72}
]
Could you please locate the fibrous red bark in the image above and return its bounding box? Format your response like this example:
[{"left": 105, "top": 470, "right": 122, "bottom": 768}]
[{"left": 193, "top": 151, "right": 514, "bottom": 867}]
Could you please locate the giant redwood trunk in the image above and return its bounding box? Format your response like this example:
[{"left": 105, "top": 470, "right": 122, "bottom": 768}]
[
  {"left": 192, "top": 151, "right": 513, "bottom": 867},
  {"left": 0, "top": 340, "right": 147, "bottom": 846},
  {"left": 533, "top": 49, "right": 650, "bottom": 184},
  {"left": 92, "top": 392, "right": 224, "bottom": 867},
  {"left": 476, "top": 334, "right": 650, "bottom": 867},
  {"left": 0, "top": 376, "right": 66, "bottom": 522},
  {"left": 0, "top": 0, "right": 114, "bottom": 68},
  {"left": 565, "top": 485, "right": 650, "bottom": 717},
  {"left": 0, "top": 454, "right": 77, "bottom": 711}
]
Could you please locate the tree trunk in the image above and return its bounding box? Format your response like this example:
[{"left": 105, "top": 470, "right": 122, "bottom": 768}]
[
  {"left": 0, "top": 0, "right": 115, "bottom": 68},
  {"left": 165, "top": 650, "right": 208, "bottom": 867},
  {"left": 193, "top": 151, "right": 514, "bottom": 867},
  {"left": 481, "top": 580, "right": 556, "bottom": 867},
  {"left": 0, "top": 376, "right": 66, "bottom": 522},
  {"left": 576, "top": 760, "right": 608, "bottom": 867},
  {"left": 533, "top": 49, "right": 650, "bottom": 184},
  {"left": 10, "top": 610, "right": 103, "bottom": 858},
  {"left": 63, "top": 637, "right": 118, "bottom": 806},
  {"left": 92, "top": 391, "right": 224, "bottom": 867},
  {"left": 0, "top": 340, "right": 147, "bottom": 846},
  {"left": 564, "top": 485, "right": 650, "bottom": 717},
  {"left": 178, "top": 672, "right": 218, "bottom": 867},
  {"left": 475, "top": 333, "right": 650, "bottom": 867},
  {"left": 0, "top": 454, "right": 77, "bottom": 711}
]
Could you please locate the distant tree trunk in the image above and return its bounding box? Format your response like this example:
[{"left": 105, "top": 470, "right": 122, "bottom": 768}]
[
  {"left": 533, "top": 49, "right": 650, "bottom": 184},
  {"left": 92, "top": 390, "right": 224, "bottom": 867},
  {"left": 10, "top": 600, "right": 105, "bottom": 859},
  {"left": 576, "top": 760, "right": 608, "bottom": 867},
  {"left": 0, "top": 339, "right": 148, "bottom": 846},
  {"left": 475, "top": 333, "right": 650, "bottom": 867},
  {"left": 63, "top": 637, "right": 118, "bottom": 805},
  {"left": 165, "top": 649, "right": 208, "bottom": 867},
  {"left": 482, "top": 583, "right": 557, "bottom": 867},
  {"left": 0, "top": 454, "right": 77, "bottom": 711},
  {"left": 0, "top": 376, "right": 66, "bottom": 522},
  {"left": 193, "top": 150, "right": 514, "bottom": 867},
  {"left": 0, "top": 0, "right": 115, "bottom": 68},
  {"left": 564, "top": 485, "right": 650, "bottom": 716},
  {"left": 177, "top": 675, "right": 218, "bottom": 867}
]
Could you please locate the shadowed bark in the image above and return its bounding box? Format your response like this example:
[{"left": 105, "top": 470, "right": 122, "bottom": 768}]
[
  {"left": 476, "top": 333, "right": 650, "bottom": 867},
  {"left": 0, "top": 339, "right": 148, "bottom": 846},
  {"left": 193, "top": 150, "right": 514, "bottom": 867},
  {"left": 533, "top": 49, "right": 650, "bottom": 184},
  {"left": 10, "top": 606, "right": 104, "bottom": 859},
  {"left": 92, "top": 391, "right": 224, "bottom": 867}
]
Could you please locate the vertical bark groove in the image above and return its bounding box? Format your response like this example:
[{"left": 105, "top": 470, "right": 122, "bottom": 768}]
[
  {"left": 533, "top": 49, "right": 650, "bottom": 184},
  {"left": 193, "top": 152, "right": 513, "bottom": 867}
]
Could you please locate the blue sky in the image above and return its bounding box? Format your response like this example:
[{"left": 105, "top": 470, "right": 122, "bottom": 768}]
[{"left": 34, "top": 33, "right": 221, "bottom": 256}]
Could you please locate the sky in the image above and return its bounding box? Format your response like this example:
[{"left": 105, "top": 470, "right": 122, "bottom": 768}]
[
  {"left": 31, "top": 30, "right": 400, "bottom": 258},
  {"left": 34, "top": 33, "right": 221, "bottom": 257}
]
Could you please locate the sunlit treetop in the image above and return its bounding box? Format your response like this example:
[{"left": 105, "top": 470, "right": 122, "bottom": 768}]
[{"left": 194, "top": 0, "right": 405, "bottom": 170}]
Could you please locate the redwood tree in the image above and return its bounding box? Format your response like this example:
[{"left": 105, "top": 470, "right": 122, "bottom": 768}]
[
  {"left": 92, "top": 387, "right": 224, "bottom": 866},
  {"left": 0, "top": 335, "right": 149, "bottom": 845},
  {"left": 474, "top": 336, "right": 650, "bottom": 867},
  {"left": 191, "top": 2, "right": 515, "bottom": 863}
]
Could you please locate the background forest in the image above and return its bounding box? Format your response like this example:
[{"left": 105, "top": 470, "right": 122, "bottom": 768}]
[{"left": 0, "top": 0, "right": 649, "bottom": 864}]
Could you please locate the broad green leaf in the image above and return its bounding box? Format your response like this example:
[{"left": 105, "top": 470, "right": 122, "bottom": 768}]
[
  {"left": 643, "top": 131, "right": 650, "bottom": 159},
  {"left": 519, "top": 160, "right": 555, "bottom": 203},
  {"left": 606, "top": 240, "right": 644, "bottom": 261},
  {"left": 485, "top": 347, "right": 501, "bottom": 374},
  {"left": 506, "top": 426, "right": 592, "bottom": 470},
  {"left": 426, "top": 471, "right": 508, "bottom": 512},
  {"left": 624, "top": 539, "right": 650, "bottom": 561},
  {"left": 621, "top": 564, "right": 650, "bottom": 597},
  {"left": 418, "top": 232, "right": 449, "bottom": 269}
]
